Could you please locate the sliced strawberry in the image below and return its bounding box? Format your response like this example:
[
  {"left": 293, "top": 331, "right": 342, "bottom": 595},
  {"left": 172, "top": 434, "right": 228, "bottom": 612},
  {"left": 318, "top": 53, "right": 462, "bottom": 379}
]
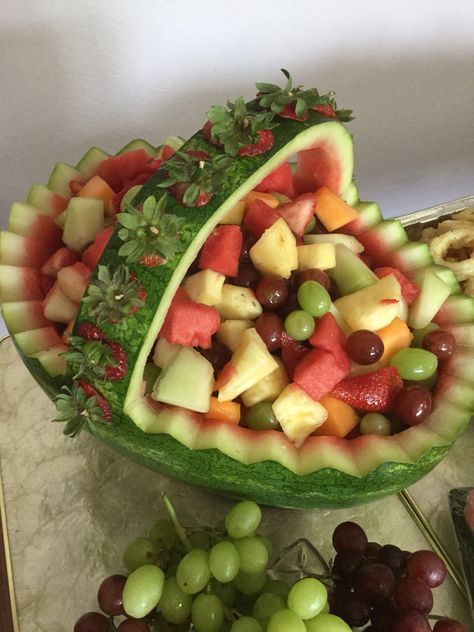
[
  {"left": 105, "top": 341, "right": 128, "bottom": 381},
  {"left": 277, "top": 104, "right": 309, "bottom": 122},
  {"left": 276, "top": 192, "right": 316, "bottom": 236},
  {"left": 312, "top": 104, "right": 336, "bottom": 117},
  {"left": 41, "top": 247, "right": 79, "bottom": 278},
  {"left": 139, "top": 254, "right": 165, "bottom": 267},
  {"left": 254, "top": 162, "right": 294, "bottom": 198},
  {"left": 202, "top": 120, "right": 223, "bottom": 148},
  {"left": 280, "top": 331, "right": 310, "bottom": 380},
  {"left": 238, "top": 129, "right": 274, "bottom": 157},
  {"left": 330, "top": 367, "right": 403, "bottom": 412},
  {"left": 170, "top": 182, "right": 212, "bottom": 208},
  {"left": 243, "top": 199, "right": 281, "bottom": 238},
  {"left": 76, "top": 323, "right": 106, "bottom": 342},
  {"left": 375, "top": 267, "right": 420, "bottom": 306},
  {"left": 77, "top": 380, "right": 112, "bottom": 421}
]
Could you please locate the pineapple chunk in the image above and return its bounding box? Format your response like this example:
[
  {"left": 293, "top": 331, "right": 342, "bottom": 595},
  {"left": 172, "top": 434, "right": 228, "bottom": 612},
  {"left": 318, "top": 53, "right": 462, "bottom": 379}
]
[
  {"left": 272, "top": 383, "right": 328, "bottom": 448},
  {"left": 303, "top": 233, "right": 364, "bottom": 254},
  {"left": 152, "top": 347, "right": 214, "bottom": 413},
  {"left": 213, "top": 284, "right": 262, "bottom": 320},
  {"left": 334, "top": 274, "right": 402, "bottom": 332},
  {"left": 220, "top": 199, "right": 246, "bottom": 225},
  {"left": 242, "top": 358, "right": 288, "bottom": 407},
  {"left": 153, "top": 337, "right": 181, "bottom": 369},
  {"left": 297, "top": 243, "right": 336, "bottom": 271},
  {"left": 218, "top": 329, "right": 279, "bottom": 402},
  {"left": 217, "top": 319, "right": 254, "bottom": 352},
  {"left": 183, "top": 269, "right": 225, "bottom": 305},
  {"left": 249, "top": 218, "right": 298, "bottom": 278}
]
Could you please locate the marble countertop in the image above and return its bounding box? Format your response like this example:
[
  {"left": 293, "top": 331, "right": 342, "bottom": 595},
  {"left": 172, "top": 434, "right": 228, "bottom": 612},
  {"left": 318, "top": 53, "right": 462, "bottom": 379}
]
[{"left": 0, "top": 336, "right": 473, "bottom": 630}]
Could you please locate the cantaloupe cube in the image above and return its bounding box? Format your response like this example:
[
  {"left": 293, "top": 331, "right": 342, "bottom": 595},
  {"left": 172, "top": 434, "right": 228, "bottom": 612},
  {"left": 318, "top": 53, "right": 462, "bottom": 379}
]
[
  {"left": 376, "top": 317, "right": 413, "bottom": 365},
  {"left": 313, "top": 395, "right": 359, "bottom": 438},
  {"left": 315, "top": 186, "right": 359, "bottom": 231}
]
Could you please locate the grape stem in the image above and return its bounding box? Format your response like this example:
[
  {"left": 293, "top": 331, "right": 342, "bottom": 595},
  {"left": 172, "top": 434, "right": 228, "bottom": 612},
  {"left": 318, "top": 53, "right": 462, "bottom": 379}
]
[{"left": 161, "top": 492, "right": 192, "bottom": 552}]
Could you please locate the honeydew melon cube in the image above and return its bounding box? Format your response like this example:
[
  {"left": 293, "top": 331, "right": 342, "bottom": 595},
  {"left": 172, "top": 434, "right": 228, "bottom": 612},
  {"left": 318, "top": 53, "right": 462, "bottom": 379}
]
[
  {"left": 334, "top": 274, "right": 402, "bottom": 332},
  {"left": 218, "top": 329, "right": 279, "bottom": 402},
  {"left": 183, "top": 269, "right": 225, "bottom": 305},
  {"left": 241, "top": 358, "right": 288, "bottom": 407},
  {"left": 213, "top": 284, "right": 262, "bottom": 320},
  {"left": 217, "top": 319, "right": 254, "bottom": 352},
  {"left": 220, "top": 199, "right": 246, "bottom": 225},
  {"left": 249, "top": 218, "right": 297, "bottom": 278},
  {"left": 297, "top": 243, "right": 336, "bottom": 271},
  {"left": 62, "top": 197, "right": 104, "bottom": 252},
  {"left": 153, "top": 338, "right": 182, "bottom": 369},
  {"left": 329, "top": 244, "right": 377, "bottom": 295},
  {"left": 408, "top": 271, "right": 451, "bottom": 330},
  {"left": 272, "top": 383, "right": 328, "bottom": 448},
  {"left": 43, "top": 282, "right": 79, "bottom": 324},
  {"left": 151, "top": 347, "right": 214, "bottom": 413},
  {"left": 303, "top": 233, "right": 364, "bottom": 254}
]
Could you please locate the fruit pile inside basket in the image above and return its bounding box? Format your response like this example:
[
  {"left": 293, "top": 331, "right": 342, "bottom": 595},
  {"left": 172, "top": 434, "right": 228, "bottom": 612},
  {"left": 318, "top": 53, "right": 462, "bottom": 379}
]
[
  {"left": 1, "top": 70, "right": 473, "bottom": 508},
  {"left": 72, "top": 497, "right": 467, "bottom": 632}
]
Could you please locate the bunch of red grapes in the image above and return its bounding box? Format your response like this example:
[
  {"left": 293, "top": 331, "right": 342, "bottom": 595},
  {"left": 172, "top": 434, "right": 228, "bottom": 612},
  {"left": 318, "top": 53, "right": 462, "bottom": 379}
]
[{"left": 330, "top": 521, "right": 467, "bottom": 632}]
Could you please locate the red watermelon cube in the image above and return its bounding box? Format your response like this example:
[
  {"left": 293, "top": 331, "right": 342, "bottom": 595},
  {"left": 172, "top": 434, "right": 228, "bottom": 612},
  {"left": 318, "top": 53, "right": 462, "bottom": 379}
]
[
  {"left": 81, "top": 226, "right": 114, "bottom": 270},
  {"left": 41, "top": 247, "right": 79, "bottom": 278},
  {"left": 276, "top": 193, "right": 316, "bottom": 236},
  {"left": 160, "top": 288, "right": 220, "bottom": 349},
  {"left": 294, "top": 348, "right": 350, "bottom": 401},
  {"left": 198, "top": 225, "right": 242, "bottom": 277},
  {"left": 97, "top": 149, "right": 150, "bottom": 192},
  {"left": 254, "top": 162, "right": 294, "bottom": 198},
  {"left": 243, "top": 199, "right": 281, "bottom": 238},
  {"left": 309, "top": 312, "right": 349, "bottom": 370}
]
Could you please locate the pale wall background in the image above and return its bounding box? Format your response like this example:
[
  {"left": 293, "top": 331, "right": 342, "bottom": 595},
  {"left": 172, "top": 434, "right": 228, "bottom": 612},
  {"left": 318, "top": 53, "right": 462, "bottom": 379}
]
[{"left": 1, "top": 0, "right": 474, "bottom": 336}]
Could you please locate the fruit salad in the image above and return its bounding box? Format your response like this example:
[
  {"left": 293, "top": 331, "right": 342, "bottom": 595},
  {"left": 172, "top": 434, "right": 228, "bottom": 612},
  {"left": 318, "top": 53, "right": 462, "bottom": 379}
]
[{"left": 1, "top": 71, "right": 473, "bottom": 508}]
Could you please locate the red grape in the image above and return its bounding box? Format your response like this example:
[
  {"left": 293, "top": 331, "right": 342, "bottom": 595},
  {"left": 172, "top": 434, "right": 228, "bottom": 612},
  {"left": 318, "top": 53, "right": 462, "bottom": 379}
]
[
  {"left": 377, "top": 544, "right": 405, "bottom": 574},
  {"left": 333, "top": 550, "right": 364, "bottom": 579},
  {"left": 394, "top": 576, "right": 433, "bottom": 613},
  {"left": 240, "top": 231, "right": 257, "bottom": 262},
  {"left": 295, "top": 269, "right": 330, "bottom": 291},
  {"left": 332, "top": 521, "right": 369, "bottom": 554},
  {"left": 74, "top": 612, "right": 109, "bottom": 632},
  {"left": 365, "top": 541, "right": 382, "bottom": 561},
  {"left": 255, "top": 312, "right": 284, "bottom": 352},
  {"left": 116, "top": 620, "right": 150, "bottom": 632},
  {"left": 332, "top": 590, "right": 370, "bottom": 626},
  {"left": 393, "top": 386, "right": 432, "bottom": 426},
  {"left": 392, "top": 609, "right": 431, "bottom": 632},
  {"left": 346, "top": 330, "right": 384, "bottom": 365},
  {"left": 422, "top": 329, "right": 455, "bottom": 359},
  {"left": 256, "top": 276, "right": 288, "bottom": 309},
  {"left": 277, "top": 293, "right": 300, "bottom": 319},
  {"left": 354, "top": 562, "right": 395, "bottom": 605},
  {"left": 198, "top": 342, "right": 231, "bottom": 375},
  {"left": 97, "top": 573, "right": 126, "bottom": 616},
  {"left": 371, "top": 602, "right": 397, "bottom": 631},
  {"left": 231, "top": 263, "right": 261, "bottom": 289},
  {"left": 433, "top": 619, "right": 467, "bottom": 632},
  {"left": 406, "top": 550, "right": 447, "bottom": 587}
]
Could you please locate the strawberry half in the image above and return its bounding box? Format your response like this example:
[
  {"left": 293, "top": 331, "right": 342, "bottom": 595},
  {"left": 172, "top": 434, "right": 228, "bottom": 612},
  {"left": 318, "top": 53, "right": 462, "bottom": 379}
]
[
  {"left": 278, "top": 104, "right": 309, "bottom": 121},
  {"left": 238, "top": 129, "right": 274, "bottom": 157},
  {"left": 312, "top": 103, "right": 336, "bottom": 117},
  {"left": 330, "top": 367, "right": 403, "bottom": 412},
  {"left": 139, "top": 254, "right": 166, "bottom": 267},
  {"left": 105, "top": 342, "right": 128, "bottom": 381},
  {"left": 170, "top": 182, "right": 212, "bottom": 207},
  {"left": 77, "top": 381, "right": 112, "bottom": 421}
]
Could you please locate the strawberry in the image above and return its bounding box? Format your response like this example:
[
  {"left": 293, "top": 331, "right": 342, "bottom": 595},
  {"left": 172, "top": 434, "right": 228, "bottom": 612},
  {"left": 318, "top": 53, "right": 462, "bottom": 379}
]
[
  {"left": 105, "top": 342, "right": 128, "bottom": 381},
  {"left": 281, "top": 331, "right": 310, "bottom": 380},
  {"left": 76, "top": 323, "right": 105, "bottom": 342},
  {"left": 77, "top": 381, "right": 112, "bottom": 421},
  {"left": 312, "top": 103, "right": 336, "bottom": 118},
  {"left": 278, "top": 104, "right": 309, "bottom": 121},
  {"left": 170, "top": 182, "right": 212, "bottom": 207},
  {"left": 202, "top": 120, "right": 220, "bottom": 145},
  {"left": 331, "top": 367, "right": 403, "bottom": 412},
  {"left": 139, "top": 254, "right": 165, "bottom": 267},
  {"left": 238, "top": 129, "right": 274, "bottom": 157}
]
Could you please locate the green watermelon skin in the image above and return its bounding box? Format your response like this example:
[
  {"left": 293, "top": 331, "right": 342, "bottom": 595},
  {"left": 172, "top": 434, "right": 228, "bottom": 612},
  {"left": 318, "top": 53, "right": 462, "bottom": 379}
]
[{"left": 3, "top": 113, "right": 473, "bottom": 509}]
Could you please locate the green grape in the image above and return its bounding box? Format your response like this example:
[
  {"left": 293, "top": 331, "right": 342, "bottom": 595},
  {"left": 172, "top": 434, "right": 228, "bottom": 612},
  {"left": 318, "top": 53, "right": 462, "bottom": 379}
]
[
  {"left": 411, "top": 322, "right": 439, "bottom": 347},
  {"left": 304, "top": 613, "right": 352, "bottom": 632},
  {"left": 304, "top": 216, "right": 316, "bottom": 234},
  {"left": 360, "top": 412, "right": 391, "bottom": 436},
  {"left": 189, "top": 530, "right": 211, "bottom": 550},
  {"left": 143, "top": 362, "right": 161, "bottom": 395},
  {"left": 231, "top": 617, "right": 263, "bottom": 632},
  {"left": 244, "top": 402, "right": 281, "bottom": 431},
  {"left": 296, "top": 281, "right": 331, "bottom": 317},
  {"left": 256, "top": 534, "right": 273, "bottom": 559},
  {"left": 267, "top": 608, "right": 306, "bottom": 632},
  {"left": 252, "top": 592, "right": 285, "bottom": 627},
  {"left": 123, "top": 537, "right": 160, "bottom": 572},
  {"left": 210, "top": 577, "right": 237, "bottom": 607},
  {"left": 262, "top": 579, "right": 290, "bottom": 602},
  {"left": 233, "top": 536, "right": 269, "bottom": 574},
  {"left": 390, "top": 348, "right": 438, "bottom": 381},
  {"left": 158, "top": 575, "right": 193, "bottom": 624},
  {"left": 122, "top": 563, "right": 165, "bottom": 619},
  {"left": 284, "top": 310, "right": 315, "bottom": 341},
  {"left": 176, "top": 548, "right": 211, "bottom": 594},
  {"left": 287, "top": 577, "right": 327, "bottom": 620},
  {"left": 148, "top": 518, "right": 176, "bottom": 548},
  {"left": 191, "top": 593, "right": 224, "bottom": 632},
  {"left": 233, "top": 569, "right": 267, "bottom": 595},
  {"left": 225, "top": 501, "right": 262, "bottom": 539},
  {"left": 209, "top": 540, "right": 240, "bottom": 583}
]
